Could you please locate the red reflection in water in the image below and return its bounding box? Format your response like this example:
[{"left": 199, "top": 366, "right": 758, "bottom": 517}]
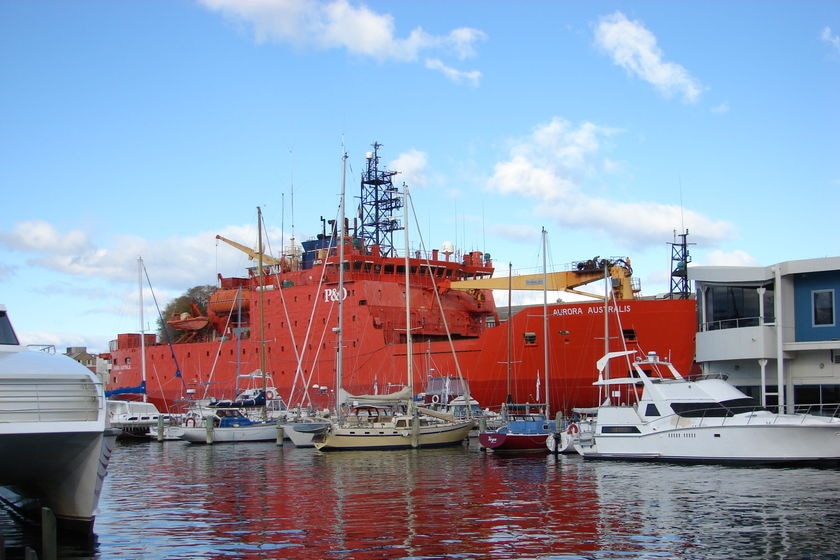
[{"left": 96, "top": 441, "right": 601, "bottom": 559}]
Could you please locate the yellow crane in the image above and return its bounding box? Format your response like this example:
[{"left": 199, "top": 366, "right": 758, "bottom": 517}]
[
  {"left": 448, "top": 258, "right": 638, "bottom": 300},
  {"left": 215, "top": 234, "right": 284, "bottom": 267}
]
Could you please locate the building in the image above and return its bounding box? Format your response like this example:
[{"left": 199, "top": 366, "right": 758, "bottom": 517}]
[
  {"left": 690, "top": 257, "right": 840, "bottom": 414},
  {"left": 65, "top": 346, "right": 110, "bottom": 383}
]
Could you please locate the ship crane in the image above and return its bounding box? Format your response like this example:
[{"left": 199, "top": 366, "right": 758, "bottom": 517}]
[
  {"left": 216, "top": 234, "right": 284, "bottom": 267},
  {"left": 448, "top": 257, "right": 639, "bottom": 301}
]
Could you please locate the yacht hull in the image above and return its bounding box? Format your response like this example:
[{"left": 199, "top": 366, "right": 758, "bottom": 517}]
[
  {"left": 576, "top": 421, "right": 840, "bottom": 464},
  {"left": 314, "top": 420, "right": 473, "bottom": 451}
]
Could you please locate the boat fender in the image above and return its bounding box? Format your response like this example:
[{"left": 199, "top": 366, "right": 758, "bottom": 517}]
[
  {"left": 567, "top": 424, "right": 579, "bottom": 435},
  {"left": 185, "top": 417, "right": 196, "bottom": 427},
  {"left": 431, "top": 395, "right": 440, "bottom": 404},
  {"left": 267, "top": 390, "right": 275, "bottom": 400}
]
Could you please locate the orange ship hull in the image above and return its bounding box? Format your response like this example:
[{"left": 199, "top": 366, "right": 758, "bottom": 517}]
[{"left": 107, "top": 263, "right": 696, "bottom": 415}]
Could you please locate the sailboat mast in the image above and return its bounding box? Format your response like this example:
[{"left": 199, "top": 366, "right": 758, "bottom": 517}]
[
  {"left": 138, "top": 256, "right": 147, "bottom": 403},
  {"left": 403, "top": 182, "right": 413, "bottom": 403},
  {"left": 603, "top": 261, "right": 610, "bottom": 383},
  {"left": 336, "top": 153, "right": 347, "bottom": 420},
  {"left": 257, "top": 207, "right": 267, "bottom": 419},
  {"left": 235, "top": 286, "right": 242, "bottom": 394},
  {"left": 506, "top": 262, "right": 512, "bottom": 404},
  {"left": 541, "top": 227, "right": 550, "bottom": 418}
]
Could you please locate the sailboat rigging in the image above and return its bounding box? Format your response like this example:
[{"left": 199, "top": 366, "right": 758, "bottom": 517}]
[
  {"left": 314, "top": 153, "right": 473, "bottom": 451},
  {"left": 177, "top": 208, "right": 283, "bottom": 443},
  {"left": 478, "top": 228, "right": 556, "bottom": 452}
]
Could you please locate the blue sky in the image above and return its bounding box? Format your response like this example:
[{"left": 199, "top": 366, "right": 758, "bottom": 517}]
[{"left": 2, "top": 0, "right": 838, "bottom": 354}]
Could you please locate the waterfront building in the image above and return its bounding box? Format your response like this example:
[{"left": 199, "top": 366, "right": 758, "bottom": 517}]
[{"left": 690, "top": 257, "right": 840, "bottom": 413}]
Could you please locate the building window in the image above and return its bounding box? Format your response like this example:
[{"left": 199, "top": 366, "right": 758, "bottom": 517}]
[{"left": 813, "top": 289, "right": 835, "bottom": 326}]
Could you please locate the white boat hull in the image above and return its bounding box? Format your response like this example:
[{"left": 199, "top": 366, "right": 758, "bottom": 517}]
[
  {"left": 179, "top": 422, "right": 280, "bottom": 443},
  {"left": 576, "top": 414, "right": 840, "bottom": 463},
  {"left": 0, "top": 430, "right": 116, "bottom": 529},
  {"left": 0, "top": 331, "right": 114, "bottom": 533},
  {"left": 284, "top": 421, "right": 330, "bottom": 447}
]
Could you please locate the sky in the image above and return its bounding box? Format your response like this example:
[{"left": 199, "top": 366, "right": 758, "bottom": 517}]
[{"left": 1, "top": 0, "right": 838, "bottom": 355}]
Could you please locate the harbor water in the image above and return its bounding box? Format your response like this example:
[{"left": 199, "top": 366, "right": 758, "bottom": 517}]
[{"left": 3, "top": 439, "right": 840, "bottom": 559}]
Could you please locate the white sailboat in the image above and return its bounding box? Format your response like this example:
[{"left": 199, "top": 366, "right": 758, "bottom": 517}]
[
  {"left": 314, "top": 155, "right": 473, "bottom": 451},
  {"left": 178, "top": 208, "right": 281, "bottom": 444}
]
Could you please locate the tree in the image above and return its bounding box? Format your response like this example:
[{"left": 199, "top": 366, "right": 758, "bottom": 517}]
[{"left": 157, "top": 285, "right": 217, "bottom": 341}]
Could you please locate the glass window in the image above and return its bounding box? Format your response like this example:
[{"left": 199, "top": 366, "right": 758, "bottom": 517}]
[
  {"left": 670, "top": 397, "right": 759, "bottom": 417},
  {"left": 705, "top": 285, "right": 763, "bottom": 329},
  {"left": 762, "top": 285, "right": 775, "bottom": 323},
  {"left": 813, "top": 290, "right": 835, "bottom": 326},
  {"left": 0, "top": 311, "right": 20, "bottom": 345}
]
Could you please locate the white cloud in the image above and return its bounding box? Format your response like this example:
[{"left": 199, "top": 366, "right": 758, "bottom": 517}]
[
  {"left": 594, "top": 11, "right": 703, "bottom": 103},
  {"left": 487, "top": 118, "right": 619, "bottom": 200},
  {"left": 425, "top": 59, "right": 481, "bottom": 86},
  {"left": 0, "top": 219, "right": 92, "bottom": 255},
  {"left": 390, "top": 149, "right": 428, "bottom": 189},
  {"left": 0, "top": 219, "right": 293, "bottom": 294},
  {"left": 821, "top": 26, "right": 840, "bottom": 54},
  {"left": 700, "top": 249, "right": 761, "bottom": 267},
  {"left": 486, "top": 117, "right": 735, "bottom": 250},
  {"left": 486, "top": 223, "right": 540, "bottom": 245},
  {"left": 199, "top": 0, "right": 485, "bottom": 82}
]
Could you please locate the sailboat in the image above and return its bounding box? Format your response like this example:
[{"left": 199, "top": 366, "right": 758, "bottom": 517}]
[
  {"left": 314, "top": 156, "right": 474, "bottom": 451},
  {"left": 178, "top": 208, "right": 282, "bottom": 444},
  {"left": 107, "top": 256, "right": 164, "bottom": 440},
  {"left": 478, "top": 229, "right": 556, "bottom": 452}
]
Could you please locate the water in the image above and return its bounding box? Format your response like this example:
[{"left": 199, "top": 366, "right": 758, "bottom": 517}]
[{"left": 3, "top": 439, "right": 840, "bottom": 559}]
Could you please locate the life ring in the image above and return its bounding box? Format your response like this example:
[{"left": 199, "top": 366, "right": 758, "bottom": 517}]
[
  {"left": 266, "top": 390, "right": 275, "bottom": 400},
  {"left": 185, "top": 417, "right": 196, "bottom": 427},
  {"left": 567, "top": 424, "right": 579, "bottom": 435},
  {"left": 431, "top": 395, "right": 440, "bottom": 404}
]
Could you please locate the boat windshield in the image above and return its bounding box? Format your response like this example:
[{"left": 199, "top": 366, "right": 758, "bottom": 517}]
[
  {"left": 670, "top": 398, "right": 762, "bottom": 418},
  {"left": 0, "top": 310, "right": 20, "bottom": 346}
]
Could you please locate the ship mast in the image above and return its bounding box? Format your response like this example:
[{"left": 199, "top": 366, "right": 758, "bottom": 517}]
[
  {"left": 669, "top": 229, "right": 693, "bottom": 299},
  {"left": 359, "top": 142, "right": 402, "bottom": 257}
]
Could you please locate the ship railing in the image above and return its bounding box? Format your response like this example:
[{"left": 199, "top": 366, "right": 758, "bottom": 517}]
[{"left": 792, "top": 403, "right": 840, "bottom": 419}]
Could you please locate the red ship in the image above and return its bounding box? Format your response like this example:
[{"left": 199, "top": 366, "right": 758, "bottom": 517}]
[{"left": 105, "top": 144, "right": 697, "bottom": 415}]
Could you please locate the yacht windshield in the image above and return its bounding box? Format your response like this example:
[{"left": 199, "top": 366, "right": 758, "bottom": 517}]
[
  {"left": 671, "top": 398, "right": 762, "bottom": 418},
  {"left": 0, "top": 311, "right": 20, "bottom": 346}
]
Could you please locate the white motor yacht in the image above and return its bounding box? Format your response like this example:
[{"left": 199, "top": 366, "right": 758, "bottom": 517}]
[{"left": 575, "top": 350, "right": 840, "bottom": 464}]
